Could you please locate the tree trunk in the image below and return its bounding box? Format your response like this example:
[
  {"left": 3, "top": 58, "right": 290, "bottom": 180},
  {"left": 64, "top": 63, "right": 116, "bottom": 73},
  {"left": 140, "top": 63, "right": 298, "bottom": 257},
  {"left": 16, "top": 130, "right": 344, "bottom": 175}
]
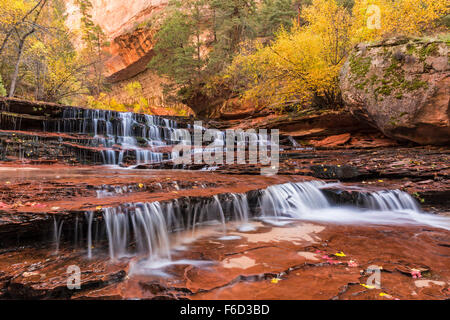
[
  {"left": 35, "top": 61, "right": 42, "bottom": 100},
  {"left": 8, "top": 39, "right": 25, "bottom": 97},
  {"left": 7, "top": 0, "right": 46, "bottom": 97},
  {"left": 9, "top": 29, "right": 35, "bottom": 98},
  {"left": 0, "top": 31, "right": 13, "bottom": 57}
]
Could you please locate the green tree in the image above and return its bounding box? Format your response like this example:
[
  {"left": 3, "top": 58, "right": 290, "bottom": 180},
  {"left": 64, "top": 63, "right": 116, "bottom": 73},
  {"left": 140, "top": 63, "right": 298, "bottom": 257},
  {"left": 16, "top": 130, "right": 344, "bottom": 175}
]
[
  {"left": 148, "top": 0, "right": 208, "bottom": 100},
  {"left": 148, "top": 0, "right": 266, "bottom": 105},
  {"left": 257, "top": 0, "right": 298, "bottom": 37},
  {"left": 208, "top": 0, "right": 258, "bottom": 72},
  {"left": 75, "top": 0, "right": 109, "bottom": 97}
]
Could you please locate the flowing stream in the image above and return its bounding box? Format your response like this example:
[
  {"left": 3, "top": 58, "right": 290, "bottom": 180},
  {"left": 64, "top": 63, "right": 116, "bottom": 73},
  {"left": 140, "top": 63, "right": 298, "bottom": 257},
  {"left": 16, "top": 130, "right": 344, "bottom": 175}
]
[
  {"left": 13, "top": 109, "right": 448, "bottom": 273},
  {"left": 49, "top": 180, "right": 450, "bottom": 273}
]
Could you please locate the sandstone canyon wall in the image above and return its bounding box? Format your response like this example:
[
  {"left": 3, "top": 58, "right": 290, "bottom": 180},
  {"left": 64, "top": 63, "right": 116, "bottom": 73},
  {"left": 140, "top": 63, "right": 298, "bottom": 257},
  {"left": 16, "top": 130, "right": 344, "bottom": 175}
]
[{"left": 65, "top": 0, "right": 169, "bottom": 106}]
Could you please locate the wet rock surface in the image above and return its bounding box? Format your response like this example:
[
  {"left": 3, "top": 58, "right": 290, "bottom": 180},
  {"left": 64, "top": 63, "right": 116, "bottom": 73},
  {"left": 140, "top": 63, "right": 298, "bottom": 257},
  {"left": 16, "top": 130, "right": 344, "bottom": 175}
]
[
  {"left": 0, "top": 164, "right": 448, "bottom": 300},
  {"left": 0, "top": 99, "right": 449, "bottom": 300},
  {"left": 0, "top": 221, "right": 448, "bottom": 300}
]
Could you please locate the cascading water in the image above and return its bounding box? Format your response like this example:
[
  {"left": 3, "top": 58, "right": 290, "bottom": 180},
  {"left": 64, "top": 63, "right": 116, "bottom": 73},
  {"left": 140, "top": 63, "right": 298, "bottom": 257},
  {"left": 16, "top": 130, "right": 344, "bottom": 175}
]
[
  {"left": 82, "top": 194, "right": 251, "bottom": 264},
  {"left": 103, "top": 203, "right": 173, "bottom": 261},
  {"left": 230, "top": 193, "right": 254, "bottom": 232},
  {"left": 85, "top": 211, "right": 94, "bottom": 259},
  {"left": 49, "top": 108, "right": 184, "bottom": 166},
  {"left": 362, "top": 189, "right": 420, "bottom": 211},
  {"left": 259, "top": 182, "right": 450, "bottom": 230},
  {"left": 37, "top": 106, "right": 279, "bottom": 168},
  {"left": 53, "top": 217, "right": 64, "bottom": 254},
  {"left": 260, "top": 181, "right": 330, "bottom": 218},
  {"left": 52, "top": 181, "right": 449, "bottom": 273}
]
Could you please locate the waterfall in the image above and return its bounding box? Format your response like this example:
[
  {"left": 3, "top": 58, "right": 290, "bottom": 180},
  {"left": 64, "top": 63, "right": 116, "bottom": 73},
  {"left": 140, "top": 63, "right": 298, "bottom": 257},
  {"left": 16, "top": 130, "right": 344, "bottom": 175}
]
[
  {"left": 362, "top": 189, "right": 420, "bottom": 211},
  {"left": 44, "top": 107, "right": 281, "bottom": 167},
  {"left": 103, "top": 207, "right": 131, "bottom": 260},
  {"left": 230, "top": 193, "right": 254, "bottom": 232},
  {"left": 53, "top": 217, "right": 64, "bottom": 254},
  {"left": 103, "top": 203, "right": 173, "bottom": 261},
  {"left": 259, "top": 181, "right": 330, "bottom": 218},
  {"left": 231, "top": 193, "right": 250, "bottom": 223},
  {"left": 213, "top": 195, "right": 226, "bottom": 233},
  {"left": 67, "top": 181, "right": 449, "bottom": 263},
  {"left": 85, "top": 211, "right": 94, "bottom": 259},
  {"left": 51, "top": 108, "right": 187, "bottom": 166},
  {"left": 258, "top": 182, "right": 450, "bottom": 230},
  {"left": 99, "top": 195, "right": 253, "bottom": 262},
  {"left": 74, "top": 216, "right": 78, "bottom": 248}
]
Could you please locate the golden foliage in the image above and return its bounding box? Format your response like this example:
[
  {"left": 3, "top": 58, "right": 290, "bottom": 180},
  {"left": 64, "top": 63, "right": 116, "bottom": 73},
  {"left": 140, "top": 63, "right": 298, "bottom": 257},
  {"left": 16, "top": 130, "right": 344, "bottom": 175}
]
[
  {"left": 224, "top": 0, "right": 449, "bottom": 111},
  {"left": 86, "top": 93, "right": 128, "bottom": 112},
  {"left": 352, "top": 0, "right": 449, "bottom": 42},
  {"left": 0, "top": 0, "right": 31, "bottom": 26},
  {"left": 225, "top": 0, "right": 351, "bottom": 109}
]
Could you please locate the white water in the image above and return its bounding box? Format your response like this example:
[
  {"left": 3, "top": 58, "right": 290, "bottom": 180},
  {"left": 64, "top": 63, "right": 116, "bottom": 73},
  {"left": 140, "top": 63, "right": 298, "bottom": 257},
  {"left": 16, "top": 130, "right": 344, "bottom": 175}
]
[
  {"left": 54, "top": 108, "right": 279, "bottom": 167},
  {"left": 362, "top": 189, "right": 420, "bottom": 211},
  {"left": 103, "top": 203, "right": 172, "bottom": 261},
  {"left": 99, "top": 193, "right": 255, "bottom": 263},
  {"left": 64, "top": 181, "right": 449, "bottom": 266},
  {"left": 259, "top": 181, "right": 330, "bottom": 217},
  {"left": 52, "top": 217, "right": 64, "bottom": 254},
  {"left": 58, "top": 109, "right": 181, "bottom": 166},
  {"left": 85, "top": 211, "right": 93, "bottom": 259},
  {"left": 260, "top": 182, "right": 450, "bottom": 230}
]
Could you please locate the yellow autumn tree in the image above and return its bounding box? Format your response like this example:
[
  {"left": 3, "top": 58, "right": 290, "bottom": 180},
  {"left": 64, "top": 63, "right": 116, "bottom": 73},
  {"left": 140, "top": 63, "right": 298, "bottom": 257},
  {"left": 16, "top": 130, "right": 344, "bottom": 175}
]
[
  {"left": 224, "top": 0, "right": 449, "bottom": 112},
  {"left": 225, "top": 0, "right": 351, "bottom": 109},
  {"left": 352, "top": 0, "right": 449, "bottom": 42},
  {"left": 0, "top": 0, "right": 32, "bottom": 55},
  {"left": 0, "top": 0, "right": 94, "bottom": 103}
]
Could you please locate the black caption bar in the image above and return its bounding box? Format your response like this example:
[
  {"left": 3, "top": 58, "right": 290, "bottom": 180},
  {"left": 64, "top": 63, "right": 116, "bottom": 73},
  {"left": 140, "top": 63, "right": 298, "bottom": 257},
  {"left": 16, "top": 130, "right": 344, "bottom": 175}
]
[{"left": 0, "top": 299, "right": 446, "bottom": 319}]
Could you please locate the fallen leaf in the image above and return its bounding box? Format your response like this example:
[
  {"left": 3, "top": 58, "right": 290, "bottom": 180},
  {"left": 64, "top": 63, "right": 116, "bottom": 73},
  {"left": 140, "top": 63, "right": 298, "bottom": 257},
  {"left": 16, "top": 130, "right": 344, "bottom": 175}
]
[
  {"left": 271, "top": 278, "right": 280, "bottom": 284},
  {"left": 411, "top": 269, "right": 422, "bottom": 279}
]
